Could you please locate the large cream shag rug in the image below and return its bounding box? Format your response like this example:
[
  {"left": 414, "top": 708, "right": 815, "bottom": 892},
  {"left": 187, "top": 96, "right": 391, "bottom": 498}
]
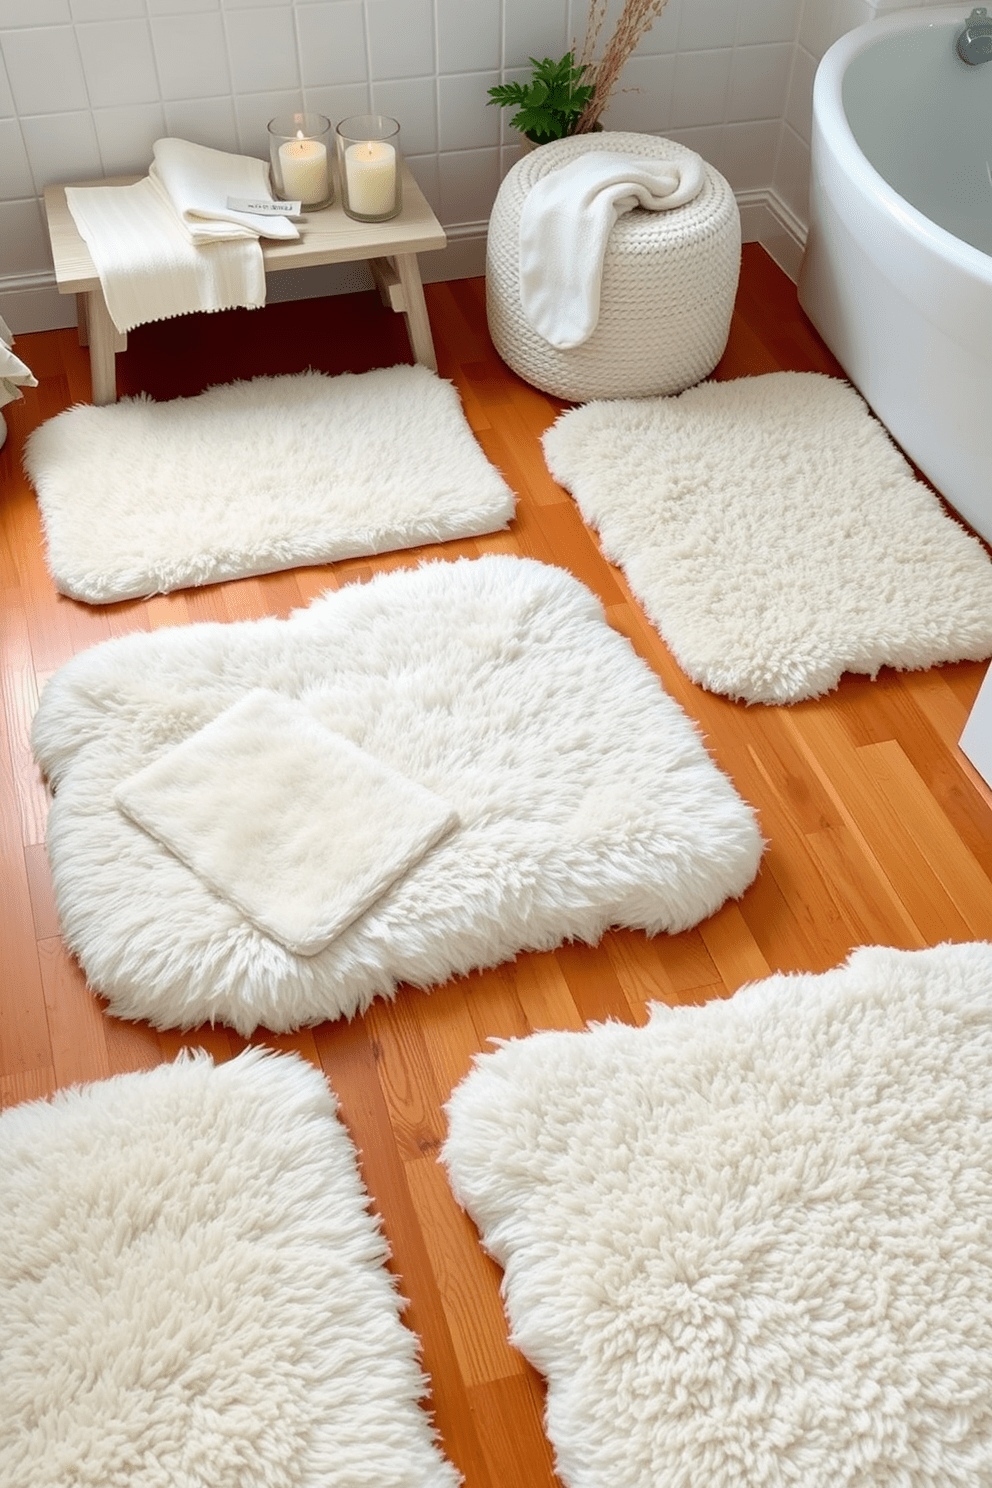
[
  {"left": 30, "top": 556, "right": 762, "bottom": 1034},
  {"left": 23, "top": 364, "right": 515, "bottom": 603},
  {"left": 0, "top": 1047, "right": 458, "bottom": 1488},
  {"left": 443, "top": 941, "right": 992, "bottom": 1488},
  {"left": 542, "top": 372, "right": 992, "bottom": 704}
]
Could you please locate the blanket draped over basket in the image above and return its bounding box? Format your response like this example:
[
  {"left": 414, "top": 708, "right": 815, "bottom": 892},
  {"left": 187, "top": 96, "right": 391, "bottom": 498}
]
[{"left": 486, "top": 131, "right": 741, "bottom": 402}]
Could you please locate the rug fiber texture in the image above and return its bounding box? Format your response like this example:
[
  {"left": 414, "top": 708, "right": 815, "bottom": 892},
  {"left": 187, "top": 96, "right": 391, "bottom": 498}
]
[
  {"left": 23, "top": 364, "right": 515, "bottom": 603},
  {"left": 542, "top": 372, "right": 992, "bottom": 703},
  {"left": 443, "top": 941, "right": 992, "bottom": 1488},
  {"left": 30, "top": 555, "right": 762, "bottom": 1034},
  {"left": 1, "top": 1046, "right": 458, "bottom": 1488}
]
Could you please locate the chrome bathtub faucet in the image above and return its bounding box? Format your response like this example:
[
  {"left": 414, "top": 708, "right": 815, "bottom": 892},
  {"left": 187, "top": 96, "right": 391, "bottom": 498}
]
[{"left": 957, "top": 7, "right": 992, "bottom": 64}]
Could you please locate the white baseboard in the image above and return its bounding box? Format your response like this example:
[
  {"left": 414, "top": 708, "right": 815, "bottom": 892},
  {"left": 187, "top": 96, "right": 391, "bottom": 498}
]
[
  {"left": 737, "top": 188, "right": 807, "bottom": 282},
  {"left": 0, "top": 193, "right": 805, "bottom": 337},
  {"left": 0, "top": 272, "right": 76, "bottom": 336}
]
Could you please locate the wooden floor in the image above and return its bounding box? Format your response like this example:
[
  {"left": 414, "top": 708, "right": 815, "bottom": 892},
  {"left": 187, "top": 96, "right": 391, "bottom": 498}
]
[{"left": 2, "top": 244, "right": 991, "bottom": 1487}]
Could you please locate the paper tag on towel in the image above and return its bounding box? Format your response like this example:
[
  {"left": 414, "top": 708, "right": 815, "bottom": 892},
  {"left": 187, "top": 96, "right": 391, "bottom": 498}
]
[{"left": 227, "top": 196, "right": 302, "bottom": 215}]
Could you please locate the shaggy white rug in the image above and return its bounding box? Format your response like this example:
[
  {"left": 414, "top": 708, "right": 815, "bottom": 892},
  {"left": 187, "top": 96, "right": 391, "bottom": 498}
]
[
  {"left": 0, "top": 1046, "right": 458, "bottom": 1488},
  {"left": 542, "top": 372, "right": 992, "bottom": 704},
  {"left": 443, "top": 941, "right": 992, "bottom": 1488},
  {"left": 23, "top": 364, "right": 515, "bottom": 603},
  {"left": 30, "top": 555, "right": 762, "bottom": 1034}
]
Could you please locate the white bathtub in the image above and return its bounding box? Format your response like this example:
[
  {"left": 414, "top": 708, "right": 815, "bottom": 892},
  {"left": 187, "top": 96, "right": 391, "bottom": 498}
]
[{"left": 798, "top": 4, "right": 992, "bottom": 547}]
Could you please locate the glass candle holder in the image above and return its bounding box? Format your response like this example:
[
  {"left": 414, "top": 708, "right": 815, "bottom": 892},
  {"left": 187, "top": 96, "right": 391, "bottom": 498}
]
[
  {"left": 335, "top": 115, "right": 402, "bottom": 222},
  {"left": 267, "top": 113, "right": 332, "bottom": 210}
]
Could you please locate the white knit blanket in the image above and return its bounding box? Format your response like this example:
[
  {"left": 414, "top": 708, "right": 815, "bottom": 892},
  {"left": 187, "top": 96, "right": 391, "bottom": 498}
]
[
  {"left": 149, "top": 138, "right": 299, "bottom": 244},
  {"left": 115, "top": 690, "right": 459, "bottom": 956},
  {"left": 519, "top": 150, "right": 706, "bottom": 349},
  {"left": 66, "top": 177, "right": 266, "bottom": 334}
]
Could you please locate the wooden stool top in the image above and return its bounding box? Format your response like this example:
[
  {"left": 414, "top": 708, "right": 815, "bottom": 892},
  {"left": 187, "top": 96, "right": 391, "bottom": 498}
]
[{"left": 45, "top": 163, "right": 447, "bottom": 296}]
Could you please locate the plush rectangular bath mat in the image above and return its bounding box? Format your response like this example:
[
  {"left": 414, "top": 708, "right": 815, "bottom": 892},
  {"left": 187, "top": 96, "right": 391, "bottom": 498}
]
[
  {"left": 30, "top": 555, "right": 762, "bottom": 1034},
  {"left": 542, "top": 371, "right": 992, "bottom": 703},
  {"left": 23, "top": 363, "right": 515, "bottom": 603},
  {"left": 443, "top": 941, "right": 992, "bottom": 1488},
  {"left": 0, "top": 1046, "right": 458, "bottom": 1488}
]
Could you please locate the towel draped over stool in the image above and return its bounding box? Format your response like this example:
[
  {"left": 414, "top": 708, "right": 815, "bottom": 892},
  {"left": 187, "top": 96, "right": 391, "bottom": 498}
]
[{"left": 65, "top": 139, "right": 298, "bottom": 334}]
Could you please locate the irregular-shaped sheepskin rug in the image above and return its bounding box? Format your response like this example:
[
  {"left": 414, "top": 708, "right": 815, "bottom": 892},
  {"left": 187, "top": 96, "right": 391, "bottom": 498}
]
[
  {"left": 0, "top": 1047, "right": 459, "bottom": 1488},
  {"left": 542, "top": 372, "right": 992, "bottom": 703},
  {"left": 30, "top": 556, "right": 762, "bottom": 1034},
  {"left": 443, "top": 941, "right": 992, "bottom": 1488}
]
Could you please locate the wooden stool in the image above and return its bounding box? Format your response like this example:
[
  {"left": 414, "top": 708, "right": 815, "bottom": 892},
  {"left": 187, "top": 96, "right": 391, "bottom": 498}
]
[{"left": 44, "top": 164, "right": 447, "bottom": 405}]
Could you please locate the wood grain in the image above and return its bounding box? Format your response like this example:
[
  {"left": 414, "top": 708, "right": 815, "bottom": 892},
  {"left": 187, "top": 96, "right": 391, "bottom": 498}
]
[{"left": 2, "top": 244, "right": 991, "bottom": 1488}]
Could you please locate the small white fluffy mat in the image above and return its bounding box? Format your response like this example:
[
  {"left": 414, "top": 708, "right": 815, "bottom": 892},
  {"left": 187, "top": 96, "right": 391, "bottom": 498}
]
[
  {"left": 542, "top": 372, "right": 992, "bottom": 703},
  {"left": 115, "top": 689, "right": 459, "bottom": 956},
  {"left": 443, "top": 942, "right": 992, "bottom": 1488},
  {"left": 23, "top": 363, "right": 515, "bottom": 604},
  {"left": 1, "top": 1046, "right": 459, "bottom": 1488},
  {"left": 31, "top": 556, "right": 762, "bottom": 1035}
]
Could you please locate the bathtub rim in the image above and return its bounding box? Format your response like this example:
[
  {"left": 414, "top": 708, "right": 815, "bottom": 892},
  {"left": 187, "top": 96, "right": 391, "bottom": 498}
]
[{"left": 813, "top": 2, "right": 992, "bottom": 288}]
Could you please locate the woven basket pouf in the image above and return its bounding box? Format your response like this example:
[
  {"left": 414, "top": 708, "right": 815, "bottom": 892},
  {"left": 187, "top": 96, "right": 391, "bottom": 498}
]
[{"left": 486, "top": 131, "right": 741, "bottom": 402}]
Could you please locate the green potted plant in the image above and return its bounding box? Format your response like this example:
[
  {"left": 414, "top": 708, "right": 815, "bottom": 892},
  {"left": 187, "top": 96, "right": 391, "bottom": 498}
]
[
  {"left": 487, "top": 0, "right": 673, "bottom": 147},
  {"left": 487, "top": 52, "right": 596, "bottom": 147}
]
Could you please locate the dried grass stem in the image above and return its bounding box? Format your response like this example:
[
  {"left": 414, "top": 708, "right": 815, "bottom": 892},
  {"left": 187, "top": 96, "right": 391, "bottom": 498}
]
[{"left": 575, "top": 0, "right": 671, "bottom": 133}]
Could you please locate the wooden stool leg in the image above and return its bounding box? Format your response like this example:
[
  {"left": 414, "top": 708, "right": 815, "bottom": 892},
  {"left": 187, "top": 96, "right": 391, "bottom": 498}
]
[
  {"left": 76, "top": 293, "right": 90, "bottom": 347},
  {"left": 86, "top": 291, "right": 126, "bottom": 406},
  {"left": 392, "top": 253, "right": 437, "bottom": 371}
]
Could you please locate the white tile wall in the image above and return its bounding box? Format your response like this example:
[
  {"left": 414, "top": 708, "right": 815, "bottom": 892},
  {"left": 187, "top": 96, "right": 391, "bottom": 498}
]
[
  {"left": 151, "top": 13, "right": 231, "bottom": 99},
  {"left": 0, "top": 0, "right": 912, "bottom": 331}
]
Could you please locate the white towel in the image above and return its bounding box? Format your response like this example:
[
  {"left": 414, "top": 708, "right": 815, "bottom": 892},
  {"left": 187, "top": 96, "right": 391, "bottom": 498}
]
[
  {"left": 0, "top": 314, "right": 37, "bottom": 410},
  {"left": 149, "top": 137, "right": 299, "bottom": 244},
  {"left": 519, "top": 150, "right": 707, "bottom": 350},
  {"left": 65, "top": 178, "right": 266, "bottom": 334},
  {"left": 114, "top": 689, "right": 460, "bottom": 956}
]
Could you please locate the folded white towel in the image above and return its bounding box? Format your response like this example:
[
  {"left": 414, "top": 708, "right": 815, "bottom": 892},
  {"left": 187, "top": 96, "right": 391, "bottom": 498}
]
[
  {"left": 519, "top": 150, "right": 707, "bottom": 349},
  {"left": 65, "top": 178, "right": 266, "bottom": 334},
  {"left": 0, "top": 314, "right": 37, "bottom": 410},
  {"left": 149, "top": 138, "right": 299, "bottom": 243},
  {"left": 114, "top": 689, "right": 460, "bottom": 956}
]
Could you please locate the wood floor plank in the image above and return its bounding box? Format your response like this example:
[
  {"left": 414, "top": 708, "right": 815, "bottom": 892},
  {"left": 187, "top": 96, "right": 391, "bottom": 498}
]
[
  {"left": 858, "top": 738, "right": 992, "bottom": 938},
  {"left": 0, "top": 1065, "right": 57, "bottom": 1110},
  {"left": 405, "top": 1153, "right": 522, "bottom": 1391},
  {"left": 365, "top": 992, "right": 451, "bottom": 1162},
  {"left": 39, "top": 936, "right": 111, "bottom": 1088},
  {"left": 803, "top": 823, "right": 925, "bottom": 951},
  {"left": 697, "top": 900, "right": 772, "bottom": 993},
  {"left": 788, "top": 710, "right": 978, "bottom": 944},
  {"left": 509, "top": 951, "right": 587, "bottom": 1034},
  {"left": 551, "top": 939, "right": 637, "bottom": 1026},
  {"left": 0, "top": 587, "right": 48, "bottom": 846},
  {"left": 467, "top": 1370, "right": 560, "bottom": 1488},
  {"left": 100, "top": 1009, "right": 166, "bottom": 1073},
  {"left": 419, "top": 979, "right": 494, "bottom": 1107},
  {"left": 0, "top": 706, "right": 52, "bottom": 1077}
]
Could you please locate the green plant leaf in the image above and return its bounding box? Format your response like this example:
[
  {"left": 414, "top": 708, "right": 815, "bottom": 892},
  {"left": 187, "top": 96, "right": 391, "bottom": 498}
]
[{"left": 485, "top": 51, "right": 595, "bottom": 141}]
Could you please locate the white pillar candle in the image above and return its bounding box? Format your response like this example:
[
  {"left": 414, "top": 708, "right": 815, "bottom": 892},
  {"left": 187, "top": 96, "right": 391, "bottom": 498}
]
[
  {"left": 344, "top": 140, "right": 397, "bottom": 217},
  {"left": 278, "top": 133, "right": 329, "bottom": 206}
]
